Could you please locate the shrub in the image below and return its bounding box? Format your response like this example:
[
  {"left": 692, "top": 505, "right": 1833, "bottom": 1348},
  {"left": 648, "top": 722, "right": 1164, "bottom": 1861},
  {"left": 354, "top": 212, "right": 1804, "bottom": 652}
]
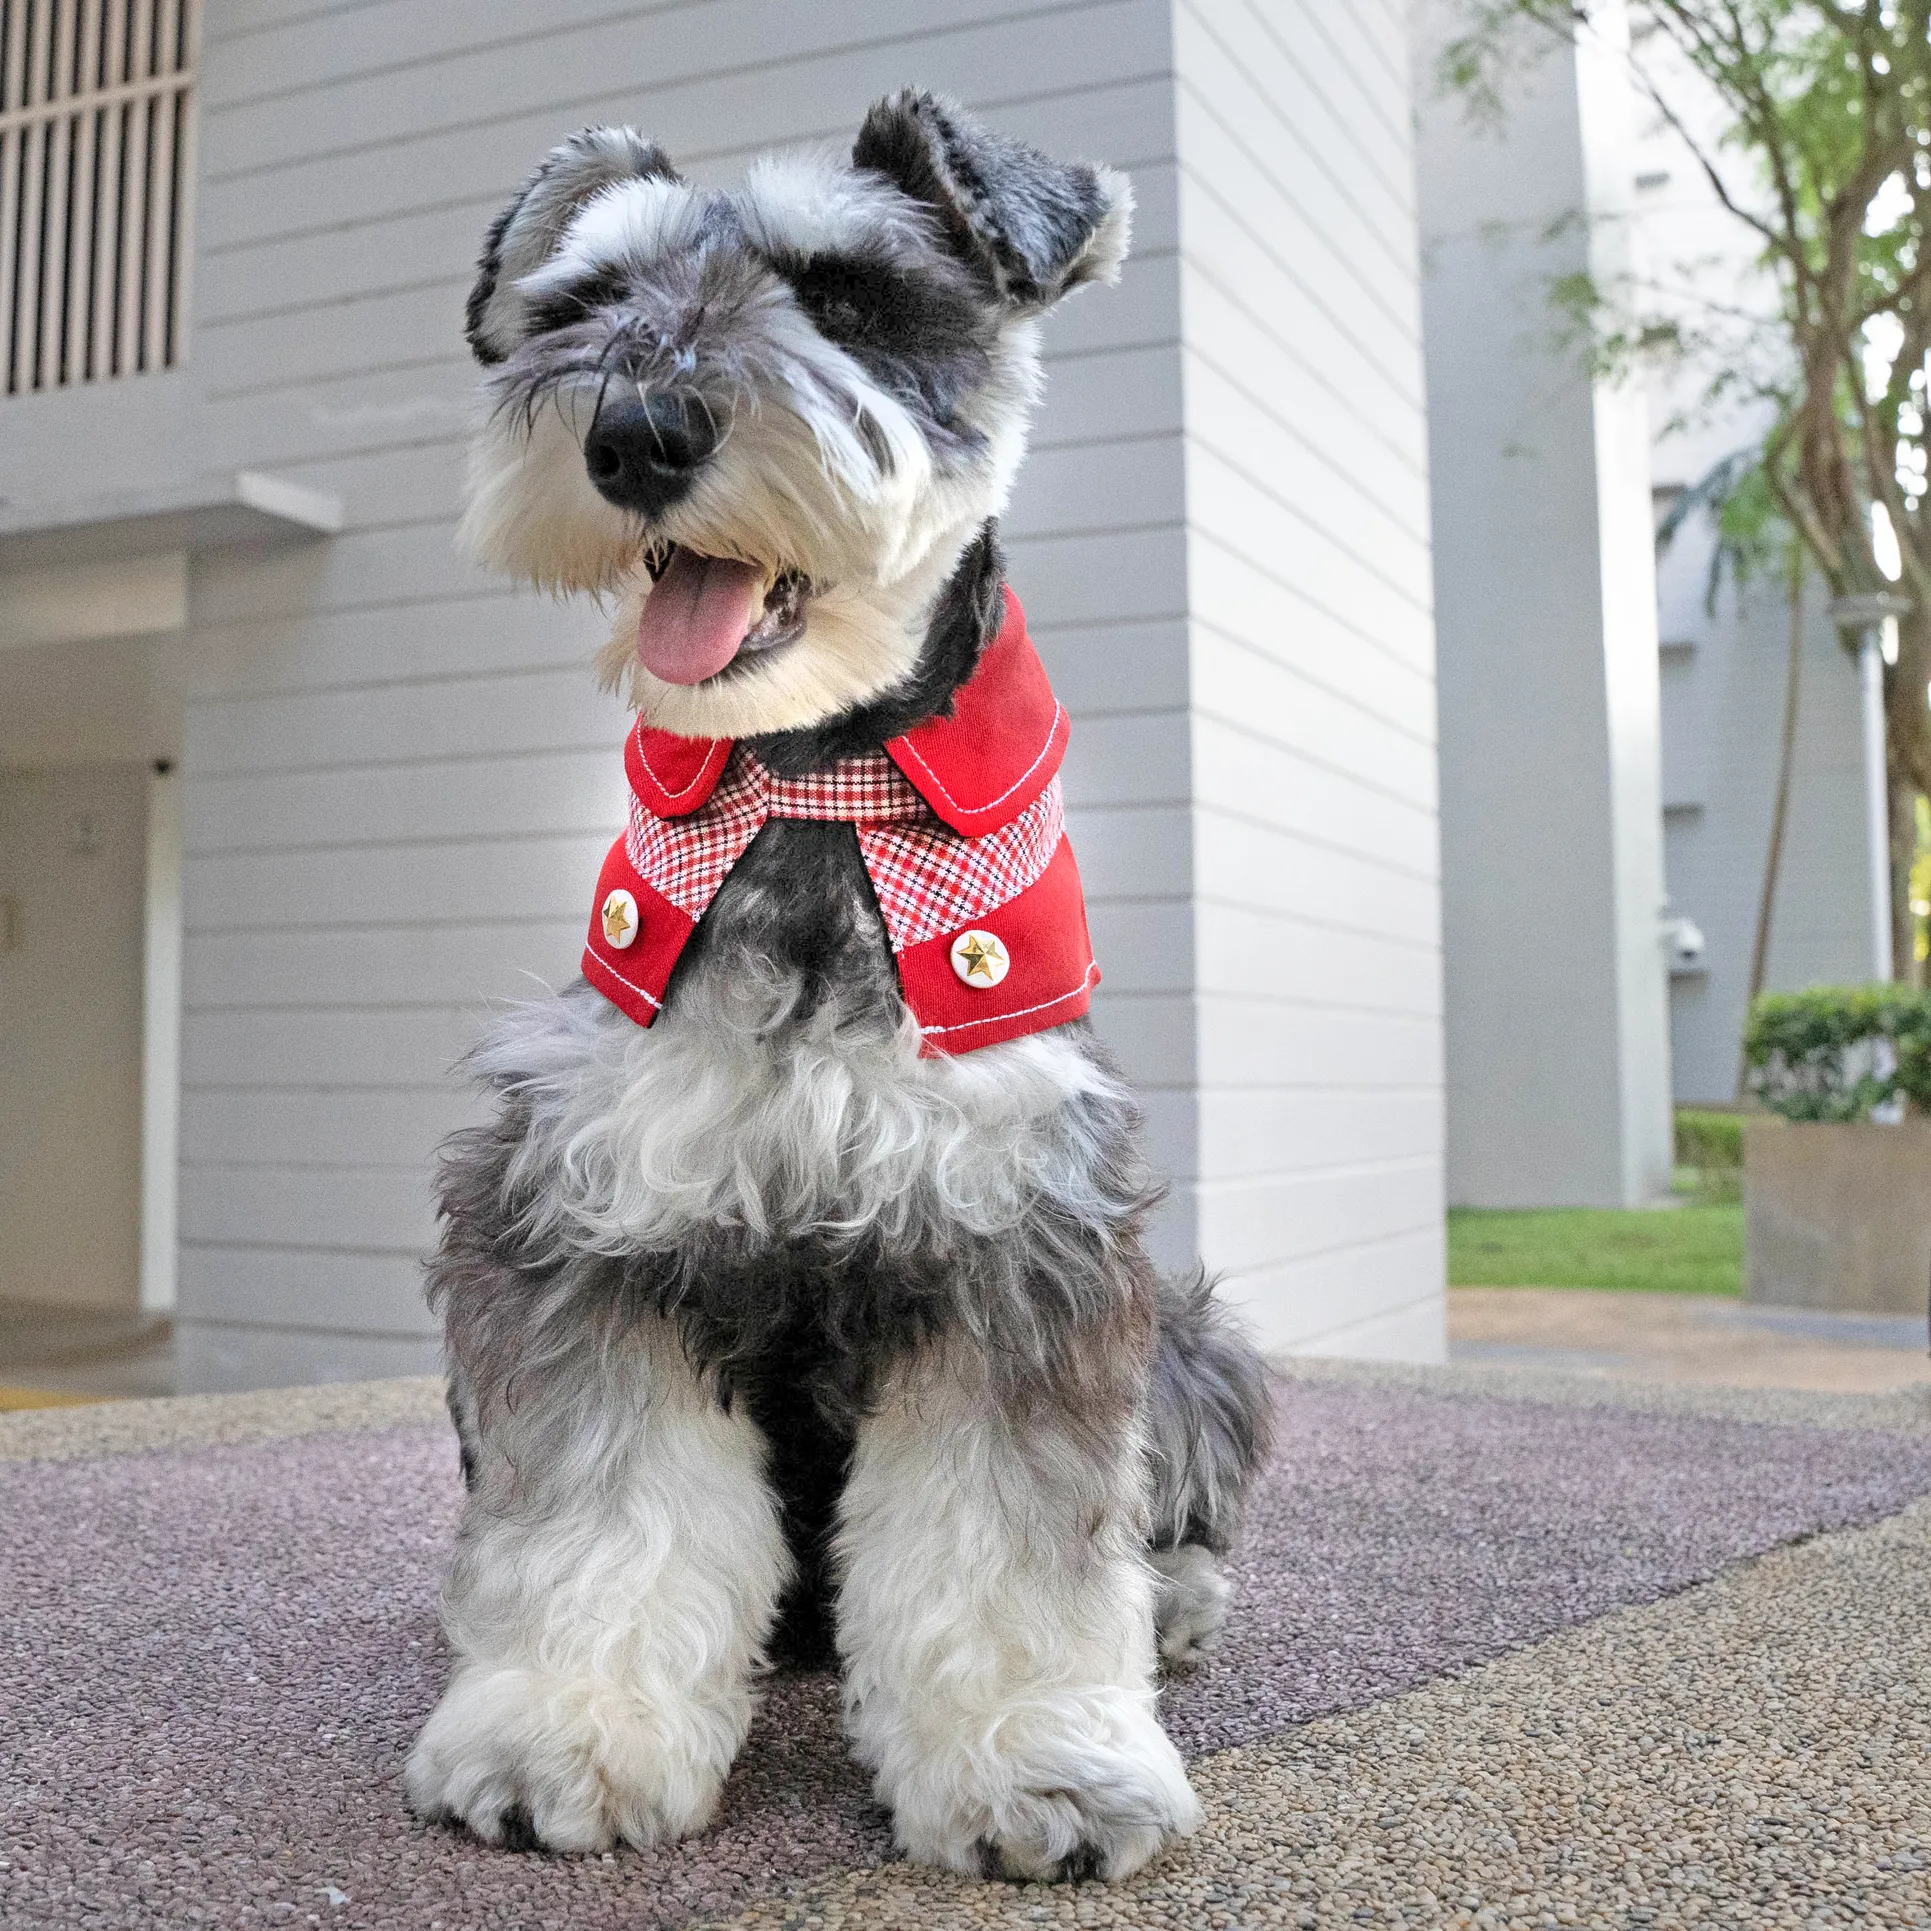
[
  {"left": 1742, "top": 984, "right": 1931, "bottom": 1120},
  {"left": 1674, "top": 1107, "right": 1742, "bottom": 1170}
]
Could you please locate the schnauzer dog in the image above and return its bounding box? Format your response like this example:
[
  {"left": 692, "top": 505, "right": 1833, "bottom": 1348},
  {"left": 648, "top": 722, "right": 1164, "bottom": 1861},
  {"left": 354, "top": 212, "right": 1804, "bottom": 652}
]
[{"left": 404, "top": 92, "right": 1273, "bottom": 1883}]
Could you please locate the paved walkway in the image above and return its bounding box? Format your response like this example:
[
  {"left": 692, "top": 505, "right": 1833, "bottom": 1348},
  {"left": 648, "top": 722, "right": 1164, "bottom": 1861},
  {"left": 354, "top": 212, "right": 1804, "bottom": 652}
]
[
  {"left": 4, "top": 1363, "right": 1928, "bottom": 1930},
  {"left": 1450, "top": 1288, "right": 1930, "bottom": 1394}
]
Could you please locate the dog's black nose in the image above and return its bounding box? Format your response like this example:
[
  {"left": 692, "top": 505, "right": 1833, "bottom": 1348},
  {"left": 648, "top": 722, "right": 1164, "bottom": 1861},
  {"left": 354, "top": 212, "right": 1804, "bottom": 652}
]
[{"left": 583, "top": 391, "right": 720, "bottom": 516}]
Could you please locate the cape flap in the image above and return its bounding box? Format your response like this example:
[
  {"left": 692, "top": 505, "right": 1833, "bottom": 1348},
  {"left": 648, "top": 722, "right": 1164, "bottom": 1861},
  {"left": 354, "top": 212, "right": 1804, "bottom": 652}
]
[
  {"left": 886, "top": 588, "right": 1067, "bottom": 836},
  {"left": 621, "top": 585, "right": 1064, "bottom": 833},
  {"left": 623, "top": 718, "right": 731, "bottom": 818}
]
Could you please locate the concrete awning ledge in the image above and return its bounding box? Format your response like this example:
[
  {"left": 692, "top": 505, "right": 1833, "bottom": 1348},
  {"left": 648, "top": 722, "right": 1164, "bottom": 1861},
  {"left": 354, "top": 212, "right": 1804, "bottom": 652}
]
[{"left": 0, "top": 470, "right": 344, "bottom": 572}]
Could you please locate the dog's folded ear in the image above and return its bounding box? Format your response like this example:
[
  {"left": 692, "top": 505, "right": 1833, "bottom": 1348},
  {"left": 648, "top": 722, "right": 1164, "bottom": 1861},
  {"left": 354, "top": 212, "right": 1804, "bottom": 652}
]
[
  {"left": 852, "top": 91, "right": 1132, "bottom": 312},
  {"left": 467, "top": 127, "right": 680, "bottom": 363}
]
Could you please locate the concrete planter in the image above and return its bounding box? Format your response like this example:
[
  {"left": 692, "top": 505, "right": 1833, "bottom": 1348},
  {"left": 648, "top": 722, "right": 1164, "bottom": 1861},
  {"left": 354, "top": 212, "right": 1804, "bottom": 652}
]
[{"left": 1744, "top": 1117, "right": 1931, "bottom": 1315}]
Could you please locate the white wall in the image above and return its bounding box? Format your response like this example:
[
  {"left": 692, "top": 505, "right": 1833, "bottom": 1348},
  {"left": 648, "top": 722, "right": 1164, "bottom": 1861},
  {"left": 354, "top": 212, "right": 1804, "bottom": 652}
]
[
  {"left": 1417, "top": 7, "right": 1675, "bottom": 1208},
  {"left": 0, "top": 764, "right": 149, "bottom": 1309},
  {"left": 1170, "top": 0, "right": 1444, "bottom": 1359},
  {"left": 0, "top": 0, "right": 1445, "bottom": 1383}
]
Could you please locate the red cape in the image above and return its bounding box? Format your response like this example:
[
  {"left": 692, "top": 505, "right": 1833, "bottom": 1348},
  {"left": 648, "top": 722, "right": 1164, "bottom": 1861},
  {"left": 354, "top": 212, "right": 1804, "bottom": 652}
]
[{"left": 583, "top": 588, "right": 1099, "bottom": 1054}]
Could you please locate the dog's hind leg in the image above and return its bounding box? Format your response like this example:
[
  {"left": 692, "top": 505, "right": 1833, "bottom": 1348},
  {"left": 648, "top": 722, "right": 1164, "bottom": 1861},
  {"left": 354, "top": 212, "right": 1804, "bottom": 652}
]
[
  {"left": 836, "top": 1328, "right": 1201, "bottom": 1883},
  {"left": 405, "top": 1117, "right": 789, "bottom": 1853},
  {"left": 1142, "top": 1270, "right": 1275, "bottom": 1665}
]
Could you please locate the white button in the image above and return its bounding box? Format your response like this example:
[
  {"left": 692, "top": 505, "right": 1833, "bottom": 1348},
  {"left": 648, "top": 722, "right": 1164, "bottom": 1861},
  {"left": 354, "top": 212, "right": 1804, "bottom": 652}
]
[
  {"left": 601, "top": 888, "right": 640, "bottom": 949},
  {"left": 950, "top": 929, "right": 1009, "bottom": 987}
]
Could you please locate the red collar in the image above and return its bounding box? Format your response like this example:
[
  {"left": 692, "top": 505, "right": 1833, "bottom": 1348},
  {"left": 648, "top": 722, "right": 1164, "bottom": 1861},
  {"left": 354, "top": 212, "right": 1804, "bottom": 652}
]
[{"left": 622, "top": 587, "right": 1066, "bottom": 837}]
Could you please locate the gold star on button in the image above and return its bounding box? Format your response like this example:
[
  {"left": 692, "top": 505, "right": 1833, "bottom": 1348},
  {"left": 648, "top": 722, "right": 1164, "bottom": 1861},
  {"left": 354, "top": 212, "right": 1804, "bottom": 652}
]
[
  {"left": 950, "top": 928, "right": 1010, "bottom": 987},
  {"left": 959, "top": 935, "right": 998, "bottom": 978},
  {"left": 601, "top": 889, "right": 639, "bottom": 948}
]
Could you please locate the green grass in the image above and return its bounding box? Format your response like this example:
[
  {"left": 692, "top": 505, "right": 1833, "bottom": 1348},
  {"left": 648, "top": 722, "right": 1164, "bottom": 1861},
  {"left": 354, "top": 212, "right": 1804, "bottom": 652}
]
[{"left": 1447, "top": 1204, "right": 1744, "bottom": 1297}]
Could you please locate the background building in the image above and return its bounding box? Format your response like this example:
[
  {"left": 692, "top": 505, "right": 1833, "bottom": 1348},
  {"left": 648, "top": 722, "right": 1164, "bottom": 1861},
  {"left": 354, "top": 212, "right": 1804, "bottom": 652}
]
[
  {"left": 1414, "top": 5, "right": 1677, "bottom": 1210},
  {"left": 0, "top": 0, "right": 1446, "bottom": 1386}
]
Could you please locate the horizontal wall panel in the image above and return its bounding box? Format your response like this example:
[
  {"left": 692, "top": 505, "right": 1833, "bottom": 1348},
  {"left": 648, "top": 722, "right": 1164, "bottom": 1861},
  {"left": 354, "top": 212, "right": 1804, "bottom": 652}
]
[
  {"left": 1064, "top": 803, "right": 1193, "bottom": 902},
  {"left": 1034, "top": 619, "right": 1192, "bottom": 717},
  {"left": 181, "top": 1163, "right": 438, "bottom": 1250},
  {"left": 1002, "top": 527, "right": 1189, "bottom": 630},
  {"left": 186, "top": 831, "right": 612, "bottom": 931},
  {"left": 184, "top": 919, "right": 592, "bottom": 1008},
  {"left": 182, "top": 667, "right": 628, "bottom": 777},
  {"left": 196, "top": 66, "right": 1178, "bottom": 254},
  {"left": 1184, "top": 464, "right": 1433, "bottom": 687},
  {"left": 1084, "top": 990, "right": 1198, "bottom": 1089},
  {"left": 183, "top": 592, "right": 602, "bottom": 703},
  {"left": 186, "top": 747, "right": 625, "bottom": 853},
  {"left": 181, "top": 1084, "right": 487, "bottom": 1170},
  {"left": 1194, "top": 899, "right": 1441, "bottom": 1016},
  {"left": 1195, "top": 995, "right": 1444, "bottom": 1093},
  {"left": 189, "top": 518, "right": 490, "bottom": 621},
  {"left": 1215, "top": 1225, "right": 1446, "bottom": 1359},
  {"left": 1060, "top": 711, "right": 1192, "bottom": 811},
  {"left": 202, "top": 0, "right": 1172, "bottom": 183},
  {"left": 1183, "top": 0, "right": 1414, "bottom": 226},
  {"left": 1188, "top": 712, "right": 1437, "bottom": 878},
  {"left": 1183, "top": 353, "right": 1432, "bottom": 601},
  {"left": 1087, "top": 898, "right": 1195, "bottom": 997},
  {"left": 183, "top": 1004, "right": 493, "bottom": 1089},
  {"left": 1174, "top": 3, "right": 1415, "bottom": 284},
  {"left": 1181, "top": 277, "right": 1431, "bottom": 540},
  {"left": 179, "top": 1242, "right": 438, "bottom": 1336},
  {"left": 1198, "top": 1085, "right": 1443, "bottom": 1182},
  {"left": 1194, "top": 808, "right": 1440, "bottom": 946},
  {"left": 1195, "top": 1159, "right": 1441, "bottom": 1275},
  {"left": 1174, "top": 176, "right": 1424, "bottom": 457},
  {"left": 1005, "top": 430, "right": 1186, "bottom": 543}
]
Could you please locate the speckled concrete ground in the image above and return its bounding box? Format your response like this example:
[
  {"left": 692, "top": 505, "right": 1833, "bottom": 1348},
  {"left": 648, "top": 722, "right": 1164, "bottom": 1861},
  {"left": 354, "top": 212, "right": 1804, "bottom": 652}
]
[
  {"left": 1450, "top": 1288, "right": 1931, "bottom": 1395},
  {"left": 711, "top": 1493, "right": 1931, "bottom": 1931},
  {"left": 5, "top": 1364, "right": 1928, "bottom": 1931}
]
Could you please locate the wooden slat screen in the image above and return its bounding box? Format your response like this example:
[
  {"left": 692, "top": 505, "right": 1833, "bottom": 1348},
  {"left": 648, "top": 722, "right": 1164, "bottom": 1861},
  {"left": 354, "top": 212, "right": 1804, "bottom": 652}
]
[{"left": 0, "top": 0, "right": 197, "bottom": 396}]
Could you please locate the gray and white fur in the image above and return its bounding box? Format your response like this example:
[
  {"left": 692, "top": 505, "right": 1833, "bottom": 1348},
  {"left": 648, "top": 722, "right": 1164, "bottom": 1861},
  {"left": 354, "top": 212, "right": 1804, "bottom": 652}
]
[{"left": 406, "top": 91, "right": 1274, "bottom": 1882}]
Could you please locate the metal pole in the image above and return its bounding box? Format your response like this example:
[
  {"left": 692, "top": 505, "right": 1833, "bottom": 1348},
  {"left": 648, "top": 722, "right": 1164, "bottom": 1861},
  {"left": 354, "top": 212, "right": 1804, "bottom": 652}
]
[{"left": 1860, "top": 629, "right": 1893, "bottom": 983}]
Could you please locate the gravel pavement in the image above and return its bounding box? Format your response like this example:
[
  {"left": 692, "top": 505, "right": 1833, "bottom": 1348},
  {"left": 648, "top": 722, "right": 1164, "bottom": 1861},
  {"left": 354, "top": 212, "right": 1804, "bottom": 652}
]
[
  {"left": 714, "top": 1494, "right": 1931, "bottom": 1930},
  {"left": 4, "top": 1363, "right": 1927, "bottom": 1931}
]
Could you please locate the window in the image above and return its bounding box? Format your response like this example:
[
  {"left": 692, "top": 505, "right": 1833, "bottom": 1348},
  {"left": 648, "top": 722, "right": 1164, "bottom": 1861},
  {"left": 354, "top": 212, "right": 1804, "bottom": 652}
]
[{"left": 0, "top": 0, "right": 197, "bottom": 396}]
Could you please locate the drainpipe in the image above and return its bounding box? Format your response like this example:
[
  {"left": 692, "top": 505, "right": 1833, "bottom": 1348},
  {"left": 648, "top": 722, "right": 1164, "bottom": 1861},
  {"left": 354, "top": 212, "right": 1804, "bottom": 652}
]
[{"left": 1831, "top": 592, "right": 1914, "bottom": 983}]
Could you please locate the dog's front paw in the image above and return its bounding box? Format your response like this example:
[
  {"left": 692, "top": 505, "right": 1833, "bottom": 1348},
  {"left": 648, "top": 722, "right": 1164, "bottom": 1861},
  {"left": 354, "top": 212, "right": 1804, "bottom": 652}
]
[
  {"left": 874, "top": 1689, "right": 1202, "bottom": 1882},
  {"left": 405, "top": 1663, "right": 740, "bottom": 1852}
]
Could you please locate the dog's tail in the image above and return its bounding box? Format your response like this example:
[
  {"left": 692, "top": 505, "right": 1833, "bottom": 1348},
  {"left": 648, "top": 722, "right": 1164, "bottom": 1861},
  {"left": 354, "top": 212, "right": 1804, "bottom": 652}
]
[{"left": 1143, "top": 1268, "right": 1275, "bottom": 1555}]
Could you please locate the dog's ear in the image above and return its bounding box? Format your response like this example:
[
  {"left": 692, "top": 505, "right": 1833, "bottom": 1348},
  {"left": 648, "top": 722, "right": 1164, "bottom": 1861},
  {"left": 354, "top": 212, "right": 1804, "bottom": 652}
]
[
  {"left": 467, "top": 127, "right": 680, "bottom": 363},
  {"left": 851, "top": 91, "right": 1132, "bottom": 312}
]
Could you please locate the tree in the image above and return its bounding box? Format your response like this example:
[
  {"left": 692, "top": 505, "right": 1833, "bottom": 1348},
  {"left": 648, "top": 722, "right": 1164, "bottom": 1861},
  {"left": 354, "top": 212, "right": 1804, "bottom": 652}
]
[{"left": 1440, "top": 0, "right": 1931, "bottom": 980}]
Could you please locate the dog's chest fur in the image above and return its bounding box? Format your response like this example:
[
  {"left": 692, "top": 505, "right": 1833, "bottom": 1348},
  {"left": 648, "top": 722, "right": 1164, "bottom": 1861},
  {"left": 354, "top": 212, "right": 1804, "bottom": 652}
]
[{"left": 466, "top": 818, "right": 1144, "bottom": 1659}]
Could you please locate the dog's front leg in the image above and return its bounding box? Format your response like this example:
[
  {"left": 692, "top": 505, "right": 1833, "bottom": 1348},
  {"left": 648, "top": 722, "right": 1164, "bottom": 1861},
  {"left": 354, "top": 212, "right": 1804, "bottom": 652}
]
[
  {"left": 406, "top": 1308, "right": 788, "bottom": 1852},
  {"left": 836, "top": 1334, "right": 1202, "bottom": 1881}
]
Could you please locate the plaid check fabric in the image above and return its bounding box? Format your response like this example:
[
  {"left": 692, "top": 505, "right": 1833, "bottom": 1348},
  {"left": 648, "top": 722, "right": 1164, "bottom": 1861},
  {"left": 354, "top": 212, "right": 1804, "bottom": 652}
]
[{"left": 626, "top": 745, "right": 1064, "bottom": 949}]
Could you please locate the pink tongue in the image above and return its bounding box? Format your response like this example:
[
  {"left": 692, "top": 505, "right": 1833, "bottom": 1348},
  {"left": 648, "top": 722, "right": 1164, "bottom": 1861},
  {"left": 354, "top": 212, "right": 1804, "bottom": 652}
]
[{"left": 634, "top": 550, "right": 767, "bottom": 685}]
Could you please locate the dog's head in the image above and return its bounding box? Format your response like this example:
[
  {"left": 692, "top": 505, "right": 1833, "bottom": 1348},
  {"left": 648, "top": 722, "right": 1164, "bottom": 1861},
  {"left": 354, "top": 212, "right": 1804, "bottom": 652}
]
[{"left": 459, "top": 92, "right": 1131, "bottom": 741}]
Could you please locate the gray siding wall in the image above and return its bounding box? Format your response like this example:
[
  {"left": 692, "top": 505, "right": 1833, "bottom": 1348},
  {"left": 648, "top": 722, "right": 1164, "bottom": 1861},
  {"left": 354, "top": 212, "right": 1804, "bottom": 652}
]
[
  {"left": 1172, "top": 0, "right": 1444, "bottom": 1356},
  {"left": 176, "top": 0, "right": 1194, "bottom": 1385},
  {"left": 1656, "top": 549, "right": 1873, "bottom": 1103},
  {"left": 0, "top": 0, "right": 1442, "bottom": 1382}
]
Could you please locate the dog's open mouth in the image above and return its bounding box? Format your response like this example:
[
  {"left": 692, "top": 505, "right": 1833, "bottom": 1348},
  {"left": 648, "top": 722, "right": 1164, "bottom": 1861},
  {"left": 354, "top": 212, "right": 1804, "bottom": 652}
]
[{"left": 635, "top": 545, "right": 809, "bottom": 686}]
